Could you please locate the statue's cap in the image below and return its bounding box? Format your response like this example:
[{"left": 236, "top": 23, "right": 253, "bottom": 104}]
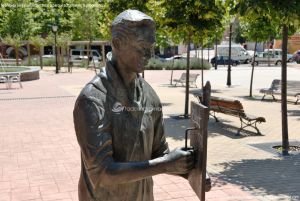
[{"left": 112, "top": 9, "right": 153, "bottom": 26}]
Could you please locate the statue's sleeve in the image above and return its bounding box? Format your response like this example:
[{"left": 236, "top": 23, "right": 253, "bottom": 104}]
[
  {"left": 151, "top": 110, "right": 169, "bottom": 158},
  {"left": 73, "top": 97, "right": 113, "bottom": 189}
]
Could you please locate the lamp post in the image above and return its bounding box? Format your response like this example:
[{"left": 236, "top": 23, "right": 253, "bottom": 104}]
[
  {"left": 226, "top": 20, "right": 234, "bottom": 86},
  {"left": 52, "top": 25, "right": 59, "bottom": 74}
]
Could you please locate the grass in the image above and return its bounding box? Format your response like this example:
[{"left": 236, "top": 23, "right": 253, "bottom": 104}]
[{"left": 0, "top": 67, "right": 29, "bottom": 72}]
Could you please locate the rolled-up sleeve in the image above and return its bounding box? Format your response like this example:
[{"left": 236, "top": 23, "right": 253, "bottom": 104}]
[{"left": 73, "top": 97, "right": 113, "bottom": 189}]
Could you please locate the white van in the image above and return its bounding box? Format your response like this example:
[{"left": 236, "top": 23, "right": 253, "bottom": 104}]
[
  {"left": 70, "top": 49, "right": 102, "bottom": 61},
  {"left": 217, "top": 44, "right": 252, "bottom": 64}
]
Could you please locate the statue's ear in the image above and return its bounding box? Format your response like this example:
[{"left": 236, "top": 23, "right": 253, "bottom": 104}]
[{"left": 112, "top": 38, "right": 121, "bottom": 51}]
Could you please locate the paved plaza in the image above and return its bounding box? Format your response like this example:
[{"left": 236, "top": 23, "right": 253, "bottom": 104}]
[{"left": 0, "top": 64, "right": 300, "bottom": 201}]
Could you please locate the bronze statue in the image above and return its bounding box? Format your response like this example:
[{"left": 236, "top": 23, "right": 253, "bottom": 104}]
[{"left": 73, "top": 9, "right": 195, "bottom": 201}]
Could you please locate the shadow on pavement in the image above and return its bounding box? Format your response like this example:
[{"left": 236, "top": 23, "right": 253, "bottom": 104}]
[
  {"left": 288, "top": 109, "right": 300, "bottom": 117},
  {"left": 164, "top": 117, "right": 189, "bottom": 140},
  {"left": 164, "top": 116, "right": 261, "bottom": 141},
  {"left": 208, "top": 118, "right": 263, "bottom": 138},
  {"left": 214, "top": 155, "right": 300, "bottom": 199},
  {"left": 237, "top": 95, "right": 299, "bottom": 105}
]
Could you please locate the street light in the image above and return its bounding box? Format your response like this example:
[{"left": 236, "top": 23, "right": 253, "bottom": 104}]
[
  {"left": 52, "top": 25, "right": 59, "bottom": 74},
  {"left": 226, "top": 18, "right": 235, "bottom": 86}
]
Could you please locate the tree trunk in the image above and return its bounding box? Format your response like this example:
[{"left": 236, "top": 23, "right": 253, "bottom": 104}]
[
  {"left": 207, "top": 44, "right": 210, "bottom": 62},
  {"left": 281, "top": 24, "right": 289, "bottom": 155},
  {"left": 60, "top": 47, "right": 64, "bottom": 69},
  {"left": 15, "top": 47, "right": 19, "bottom": 66},
  {"left": 215, "top": 36, "right": 218, "bottom": 70},
  {"left": 184, "top": 35, "right": 191, "bottom": 118},
  {"left": 27, "top": 42, "right": 31, "bottom": 66},
  {"left": 170, "top": 46, "right": 175, "bottom": 85},
  {"left": 67, "top": 46, "right": 71, "bottom": 73},
  {"left": 267, "top": 38, "right": 271, "bottom": 67},
  {"left": 227, "top": 24, "right": 232, "bottom": 86},
  {"left": 201, "top": 40, "right": 204, "bottom": 89},
  {"left": 249, "top": 40, "right": 257, "bottom": 97},
  {"left": 39, "top": 47, "right": 43, "bottom": 69},
  {"left": 87, "top": 40, "right": 92, "bottom": 67},
  {"left": 57, "top": 47, "right": 61, "bottom": 70}
]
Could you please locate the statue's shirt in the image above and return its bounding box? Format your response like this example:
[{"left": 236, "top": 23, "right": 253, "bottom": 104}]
[{"left": 73, "top": 61, "right": 169, "bottom": 201}]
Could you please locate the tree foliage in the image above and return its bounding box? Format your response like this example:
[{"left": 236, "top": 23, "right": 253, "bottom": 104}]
[
  {"left": 3, "top": 34, "right": 24, "bottom": 65},
  {"left": 70, "top": 0, "right": 102, "bottom": 41},
  {"left": 0, "top": 0, "right": 36, "bottom": 39},
  {"left": 163, "top": 0, "right": 225, "bottom": 44}
]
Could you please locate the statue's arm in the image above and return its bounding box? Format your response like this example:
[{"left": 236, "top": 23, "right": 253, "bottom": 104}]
[{"left": 74, "top": 98, "right": 194, "bottom": 189}]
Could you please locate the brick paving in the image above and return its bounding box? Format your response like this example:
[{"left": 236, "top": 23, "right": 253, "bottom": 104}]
[{"left": 0, "top": 65, "right": 299, "bottom": 201}]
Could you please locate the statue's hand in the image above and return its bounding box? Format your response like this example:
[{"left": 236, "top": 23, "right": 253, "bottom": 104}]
[{"left": 164, "top": 147, "right": 195, "bottom": 174}]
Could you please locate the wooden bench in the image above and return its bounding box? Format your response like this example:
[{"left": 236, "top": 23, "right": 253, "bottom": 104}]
[
  {"left": 259, "top": 79, "right": 300, "bottom": 104},
  {"left": 191, "top": 91, "right": 266, "bottom": 135},
  {"left": 173, "top": 73, "right": 199, "bottom": 87}
]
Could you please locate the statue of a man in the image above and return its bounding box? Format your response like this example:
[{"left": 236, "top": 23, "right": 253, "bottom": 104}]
[{"left": 73, "top": 9, "right": 194, "bottom": 201}]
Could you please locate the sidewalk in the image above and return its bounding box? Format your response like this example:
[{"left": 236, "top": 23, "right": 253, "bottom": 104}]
[{"left": 0, "top": 65, "right": 299, "bottom": 201}]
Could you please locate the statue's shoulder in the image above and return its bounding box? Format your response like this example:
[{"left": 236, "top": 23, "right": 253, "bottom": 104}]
[{"left": 76, "top": 74, "right": 108, "bottom": 106}]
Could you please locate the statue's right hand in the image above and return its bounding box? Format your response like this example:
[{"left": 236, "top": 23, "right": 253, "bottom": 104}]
[{"left": 164, "top": 147, "right": 195, "bottom": 174}]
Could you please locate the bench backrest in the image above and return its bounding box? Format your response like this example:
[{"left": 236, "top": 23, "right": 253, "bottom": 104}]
[
  {"left": 189, "top": 74, "right": 199, "bottom": 81},
  {"left": 179, "top": 73, "right": 199, "bottom": 82},
  {"left": 210, "top": 98, "right": 245, "bottom": 117},
  {"left": 269, "top": 79, "right": 300, "bottom": 92},
  {"left": 190, "top": 92, "right": 246, "bottom": 117},
  {"left": 270, "top": 79, "right": 281, "bottom": 90}
]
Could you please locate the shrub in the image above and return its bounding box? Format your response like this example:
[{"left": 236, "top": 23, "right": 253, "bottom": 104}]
[{"left": 146, "top": 57, "right": 211, "bottom": 70}]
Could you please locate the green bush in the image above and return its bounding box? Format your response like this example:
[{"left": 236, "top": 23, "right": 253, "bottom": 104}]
[
  {"left": 146, "top": 57, "right": 211, "bottom": 70},
  {"left": 21, "top": 56, "right": 71, "bottom": 67}
]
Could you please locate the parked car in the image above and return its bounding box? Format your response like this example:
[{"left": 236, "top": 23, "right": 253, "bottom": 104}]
[
  {"left": 252, "top": 52, "right": 282, "bottom": 66},
  {"left": 292, "top": 50, "right": 300, "bottom": 63},
  {"left": 70, "top": 49, "right": 102, "bottom": 62},
  {"left": 210, "top": 56, "right": 240, "bottom": 66},
  {"left": 154, "top": 55, "right": 167, "bottom": 62},
  {"left": 165, "top": 55, "right": 185, "bottom": 61},
  {"left": 264, "top": 49, "right": 293, "bottom": 62}
]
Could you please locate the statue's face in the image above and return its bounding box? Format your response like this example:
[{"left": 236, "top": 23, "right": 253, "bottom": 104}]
[{"left": 115, "top": 26, "right": 155, "bottom": 74}]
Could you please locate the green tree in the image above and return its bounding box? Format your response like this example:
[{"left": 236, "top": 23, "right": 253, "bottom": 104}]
[
  {"left": 3, "top": 34, "right": 24, "bottom": 66},
  {"left": 29, "top": 0, "right": 75, "bottom": 35},
  {"left": 239, "top": 15, "right": 277, "bottom": 97},
  {"left": 29, "top": 36, "right": 48, "bottom": 69},
  {"left": 0, "top": 0, "right": 36, "bottom": 39},
  {"left": 232, "top": 0, "right": 300, "bottom": 155},
  {"left": 99, "top": 0, "right": 149, "bottom": 40},
  {"left": 70, "top": 0, "right": 102, "bottom": 65},
  {"left": 163, "top": 0, "right": 226, "bottom": 118},
  {"left": 57, "top": 33, "right": 71, "bottom": 71}
]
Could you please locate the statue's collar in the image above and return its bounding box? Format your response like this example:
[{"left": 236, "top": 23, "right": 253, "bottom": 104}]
[{"left": 104, "top": 61, "right": 144, "bottom": 108}]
